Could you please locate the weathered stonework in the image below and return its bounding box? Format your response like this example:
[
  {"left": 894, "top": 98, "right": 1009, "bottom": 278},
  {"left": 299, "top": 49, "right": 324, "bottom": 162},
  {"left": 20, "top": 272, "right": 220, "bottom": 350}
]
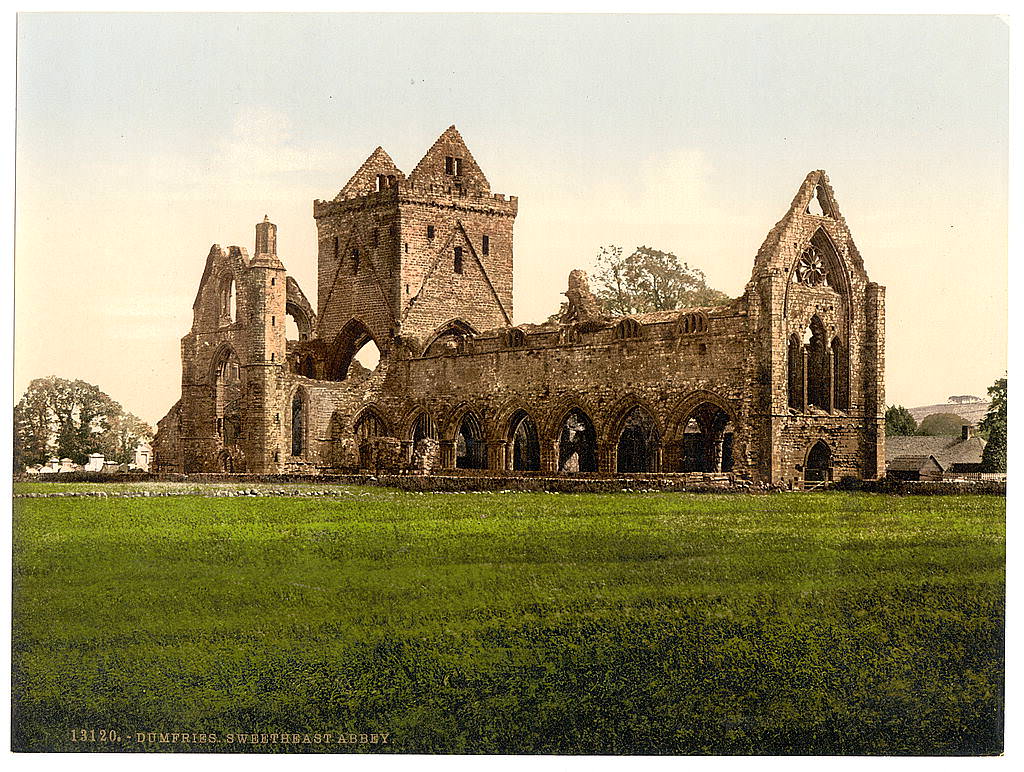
[{"left": 153, "top": 126, "right": 885, "bottom": 486}]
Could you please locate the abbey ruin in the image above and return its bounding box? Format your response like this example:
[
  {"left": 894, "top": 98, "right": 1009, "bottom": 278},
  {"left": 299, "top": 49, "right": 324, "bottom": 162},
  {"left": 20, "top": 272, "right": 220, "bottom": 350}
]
[{"left": 152, "top": 126, "right": 885, "bottom": 486}]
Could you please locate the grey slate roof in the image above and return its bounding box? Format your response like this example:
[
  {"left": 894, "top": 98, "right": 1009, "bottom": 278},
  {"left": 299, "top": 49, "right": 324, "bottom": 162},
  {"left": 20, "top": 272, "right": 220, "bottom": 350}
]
[
  {"left": 888, "top": 455, "right": 944, "bottom": 473},
  {"left": 885, "top": 435, "right": 986, "bottom": 469}
]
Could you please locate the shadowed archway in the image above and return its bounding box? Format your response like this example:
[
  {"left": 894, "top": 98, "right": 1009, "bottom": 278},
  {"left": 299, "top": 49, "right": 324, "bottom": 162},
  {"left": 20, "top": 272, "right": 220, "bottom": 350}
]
[
  {"left": 678, "top": 402, "right": 733, "bottom": 473},
  {"left": 805, "top": 440, "right": 832, "bottom": 483},
  {"left": 508, "top": 409, "right": 540, "bottom": 471},
  {"left": 455, "top": 411, "right": 487, "bottom": 469},
  {"left": 615, "top": 405, "right": 660, "bottom": 473},
  {"left": 556, "top": 408, "right": 597, "bottom": 473}
]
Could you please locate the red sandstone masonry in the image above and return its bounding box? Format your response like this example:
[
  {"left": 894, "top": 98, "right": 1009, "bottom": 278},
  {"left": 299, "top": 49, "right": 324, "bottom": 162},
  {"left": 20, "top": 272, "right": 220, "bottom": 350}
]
[{"left": 155, "top": 129, "right": 884, "bottom": 487}]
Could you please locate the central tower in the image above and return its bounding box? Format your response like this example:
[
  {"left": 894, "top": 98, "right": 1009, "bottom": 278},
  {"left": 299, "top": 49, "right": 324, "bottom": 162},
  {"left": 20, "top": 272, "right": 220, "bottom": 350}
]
[{"left": 312, "top": 126, "right": 518, "bottom": 352}]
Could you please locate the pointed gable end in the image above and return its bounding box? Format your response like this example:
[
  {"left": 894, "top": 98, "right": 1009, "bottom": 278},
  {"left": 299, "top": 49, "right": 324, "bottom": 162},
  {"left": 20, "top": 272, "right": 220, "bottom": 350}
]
[
  {"left": 407, "top": 125, "right": 490, "bottom": 194},
  {"left": 335, "top": 147, "right": 405, "bottom": 201},
  {"left": 752, "top": 170, "right": 866, "bottom": 278}
]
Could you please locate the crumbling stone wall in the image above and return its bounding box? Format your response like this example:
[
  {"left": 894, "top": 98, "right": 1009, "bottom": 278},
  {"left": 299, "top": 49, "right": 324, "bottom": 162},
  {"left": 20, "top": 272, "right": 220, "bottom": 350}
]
[{"left": 155, "top": 127, "right": 884, "bottom": 486}]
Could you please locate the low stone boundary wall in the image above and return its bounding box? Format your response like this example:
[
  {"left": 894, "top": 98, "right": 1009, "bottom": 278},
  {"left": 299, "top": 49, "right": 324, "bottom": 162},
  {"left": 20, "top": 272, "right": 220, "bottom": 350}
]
[{"left": 14, "top": 472, "right": 1004, "bottom": 495}]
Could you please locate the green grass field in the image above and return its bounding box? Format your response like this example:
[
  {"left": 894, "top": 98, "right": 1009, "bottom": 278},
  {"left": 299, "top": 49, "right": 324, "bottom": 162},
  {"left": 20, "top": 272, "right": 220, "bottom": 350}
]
[{"left": 12, "top": 484, "right": 1005, "bottom": 755}]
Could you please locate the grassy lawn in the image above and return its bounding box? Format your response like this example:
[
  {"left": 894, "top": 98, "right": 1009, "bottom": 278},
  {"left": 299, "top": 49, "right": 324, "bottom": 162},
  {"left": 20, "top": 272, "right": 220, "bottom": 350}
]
[{"left": 12, "top": 486, "right": 1005, "bottom": 755}]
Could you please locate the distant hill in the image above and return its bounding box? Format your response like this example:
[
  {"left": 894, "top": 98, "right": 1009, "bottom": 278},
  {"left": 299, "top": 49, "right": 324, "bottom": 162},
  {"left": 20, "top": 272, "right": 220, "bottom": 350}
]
[{"left": 907, "top": 401, "right": 990, "bottom": 425}]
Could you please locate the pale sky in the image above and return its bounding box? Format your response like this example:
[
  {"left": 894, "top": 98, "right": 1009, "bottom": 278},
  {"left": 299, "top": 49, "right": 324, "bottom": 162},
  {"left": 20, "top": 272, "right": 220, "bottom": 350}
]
[{"left": 15, "top": 13, "right": 1009, "bottom": 426}]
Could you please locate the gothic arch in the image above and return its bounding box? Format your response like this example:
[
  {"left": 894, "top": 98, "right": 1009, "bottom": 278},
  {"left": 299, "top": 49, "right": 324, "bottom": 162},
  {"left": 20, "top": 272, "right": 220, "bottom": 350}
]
[
  {"left": 325, "top": 318, "right": 383, "bottom": 381},
  {"left": 490, "top": 397, "right": 536, "bottom": 442},
  {"left": 600, "top": 395, "right": 666, "bottom": 447},
  {"left": 289, "top": 386, "right": 309, "bottom": 457},
  {"left": 506, "top": 408, "right": 541, "bottom": 472},
  {"left": 665, "top": 390, "right": 736, "bottom": 442},
  {"left": 784, "top": 226, "right": 853, "bottom": 319},
  {"left": 806, "top": 315, "right": 830, "bottom": 410},
  {"left": 405, "top": 408, "right": 440, "bottom": 443},
  {"left": 285, "top": 301, "right": 314, "bottom": 342},
  {"left": 216, "top": 447, "right": 246, "bottom": 473},
  {"left": 422, "top": 319, "right": 479, "bottom": 357},
  {"left": 546, "top": 401, "right": 599, "bottom": 474},
  {"left": 209, "top": 342, "right": 242, "bottom": 382},
  {"left": 210, "top": 344, "right": 243, "bottom": 447},
  {"left": 787, "top": 227, "right": 850, "bottom": 293},
  {"left": 665, "top": 391, "right": 736, "bottom": 473},
  {"left": 541, "top": 394, "right": 602, "bottom": 442},
  {"left": 615, "top": 317, "right": 642, "bottom": 340},
  {"left": 607, "top": 402, "right": 661, "bottom": 473},
  {"left": 353, "top": 405, "right": 392, "bottom": 439},
  {"left": 453, "top": 410, "right": 487, "bottom": 469},
  {"left": 804, "top": 439, "right": 833, "bottom": 483},
  {"left": 192, "top": 245, "right": 250, "bottom": 331}
]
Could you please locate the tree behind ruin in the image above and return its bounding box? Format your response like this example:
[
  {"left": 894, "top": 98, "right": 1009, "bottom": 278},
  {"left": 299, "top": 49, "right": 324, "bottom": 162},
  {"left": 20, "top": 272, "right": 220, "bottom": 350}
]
[{"left": 590, "top": 245, "right": 731, "bottom": 316}]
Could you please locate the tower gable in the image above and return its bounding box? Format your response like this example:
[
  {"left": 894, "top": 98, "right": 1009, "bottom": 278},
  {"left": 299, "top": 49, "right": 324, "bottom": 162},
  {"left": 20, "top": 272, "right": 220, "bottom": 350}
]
[
  {"left": 407, "top": 125, "right": 490, "bottom": 194},
  {"left": 335, "top": 146, "right": 405, "bottom": 201}
]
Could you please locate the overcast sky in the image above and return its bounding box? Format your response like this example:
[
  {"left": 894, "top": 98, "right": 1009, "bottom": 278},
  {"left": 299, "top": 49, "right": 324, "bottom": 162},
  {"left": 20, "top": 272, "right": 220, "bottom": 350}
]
[{"left": 15, "top": 13, "right": 1008, "bottom": 425}]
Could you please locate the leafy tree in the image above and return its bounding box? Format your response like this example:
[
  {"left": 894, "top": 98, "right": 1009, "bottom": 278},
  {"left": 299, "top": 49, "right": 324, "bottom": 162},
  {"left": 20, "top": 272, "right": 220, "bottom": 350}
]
[
  {"left": 979, "top": 376, "right": 1007, "bottom": 473},
  {"left": 917, "top": 412, "right": 969, "bottom": 437},
  {"left": 12, "top": 377, "right": 154, "bottom": 471},
  {"left": 591, "top": 245, "right": 731, "bottom": 316},
  {"left": 885, "top": 405, "right": 917, "bottom": 436}
]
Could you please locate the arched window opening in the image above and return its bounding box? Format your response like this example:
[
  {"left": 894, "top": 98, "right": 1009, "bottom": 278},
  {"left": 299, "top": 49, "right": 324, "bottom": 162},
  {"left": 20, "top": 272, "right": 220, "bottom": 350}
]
[
  {"left": 214, "top": 348, "right": 243, "bottom": 447},
  {"left": 507, "top": 328, "right": 526, "bottom": 348},
  {"left": 223, "top": 399, "right": 241, "bottom": 447},
  {"left": 679, "top": 403, "right": 733, "bottom": 473},
  {"left": 807, "top": 186, "right": 826, "bottom": 217},
  {"left": 788, "top": 334, "right": 804, "bottom": 411},
  {"left": 558, "top": 409, "right": 597, "bottom": 473},
  {"left": 291, "top": 390, "right": 306, "bottom": 457},
  {"left": 423, "top": 321, "right": 476, "bottom": 357},
  {"left": 679, "top": 313, "right": 708, "bottom": 335},
  {"left": 219, "top": 277, "right": 237, "bottom": 324},
  {"left": 285, "top": 300, "right": 313, "bottom": 343},
  {"left": 832, "top": 338, "right": 848, "bottom": 410},
  {"left": 455, "top": 412, "right": 487, "bottom": 469},
  {"left": 806, "top": 317, "right": 830, "bottom": 411},
  {"left": 616, "top": 406, "right": 659, "bottom": 473},
  {"left": 351, "top": 339, "right": 381, "bottom": 378},
  {"left": 805, "top": 440, "right": 832, "bottom": 483},
  {"left": 412, "top": 413, "right": 438, "bottom": 446},
  {"left": 508, "top": 410, "right": 540, "bottom": 471},
  {"left": 355, "top": 411, "right": 385, "bottom": 442},
  {"left": 616, "top": 318, "right": 641, "bottom": 340}
]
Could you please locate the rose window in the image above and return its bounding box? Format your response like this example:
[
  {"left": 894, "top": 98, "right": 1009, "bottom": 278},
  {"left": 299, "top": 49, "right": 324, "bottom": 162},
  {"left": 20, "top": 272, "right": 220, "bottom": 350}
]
[{"left": 794, "top": 246, "right": 827, "bottom": 287}]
